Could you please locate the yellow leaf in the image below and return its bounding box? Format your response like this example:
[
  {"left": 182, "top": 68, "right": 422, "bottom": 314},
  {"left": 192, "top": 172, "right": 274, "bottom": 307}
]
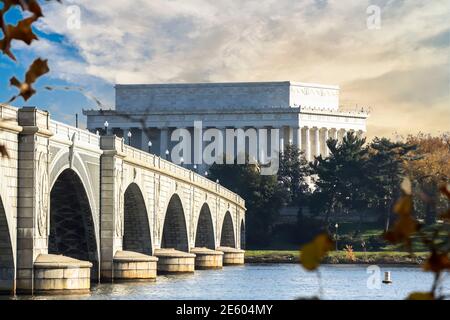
[
  {"left": 393, "top": 195, "right": 413, "bottom": 216},
  {"left": 400, "top": 177, "right": 412, "bottom": 195},
  {"left": 300, "top": 233, "right": 334, "bottom": 271},
  {"left": 407, "top": 292, "right": 434, "bottom": 300}
]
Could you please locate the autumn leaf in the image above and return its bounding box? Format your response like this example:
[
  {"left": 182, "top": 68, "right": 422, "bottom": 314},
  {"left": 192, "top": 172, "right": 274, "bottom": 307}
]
[
  {"left": 393, "top": 195, "right": 413, "bottom": 216},
  {"left": 423, "top": 250, "right": 450, "bottom": 273},
  {"left": 300, "top": 233, "right": 334, "bottom": 271},
  {"left": 384, "top": 195, "right": 419, "bottom": 247},
  {"left": 0, "top": 144, "right": 9, "bottom": 158},
  {"left": 407, "top": 292, "right": 434, "bottom": 300},
  {"left": 9, "top": 58, "right": 49, "bottom": 101},
  {"left": 6, "top": 16, "right": 39, "bottom": 45},
  {"left": 0, "top": 1, "right": 43, "bottom": 60},
  {"left": 440, "top": 184, "right": 450, "bottom": 199}
]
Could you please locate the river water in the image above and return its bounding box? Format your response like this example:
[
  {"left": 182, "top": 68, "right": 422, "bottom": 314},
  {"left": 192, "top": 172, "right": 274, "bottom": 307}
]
[{"left": 9, "top": 264, "right": 450, "bottom": 300}]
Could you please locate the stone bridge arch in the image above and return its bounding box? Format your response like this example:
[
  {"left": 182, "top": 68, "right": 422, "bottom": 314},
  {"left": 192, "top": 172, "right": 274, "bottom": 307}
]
[
  {"left": 48, "top": 168, "right": 99, "bottom": 279},
  {"left": 49, "top": 150, "right": 99, "bottom": 222},
  {"left": 161, "top": 193, "right": 189, "bottom": 252},
  {"left": 123, "top": 182, "right": 152, "bottom": 255},
  {"left": 220, "top": 211, "right": 236, "bottom": 248},
  {"left": 0, "top": 195, "right": 14, "bottom": 293},
  {"left": 194, "top": 203, "right": 216, "bottom": 249}
]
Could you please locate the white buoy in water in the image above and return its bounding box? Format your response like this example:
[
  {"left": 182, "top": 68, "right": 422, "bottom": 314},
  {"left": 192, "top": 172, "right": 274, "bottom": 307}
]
[{"left": 382, "top": 271, "right": 392, "bottom": 284}]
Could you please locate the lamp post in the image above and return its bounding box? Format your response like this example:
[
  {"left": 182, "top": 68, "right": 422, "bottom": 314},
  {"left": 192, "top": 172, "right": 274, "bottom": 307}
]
[
  {"left": 165, "top": 149, "right": 169, "bottom": 160},
  {"left": 180, "top": 157, "right": 184, "bottom": 167},
  {"left": 127, "top": 131, "right": 132, "bottom": 146},
  {"left": 104, "top": 120, "right": 109, "bottom": 135},
  {"left": 335, "top": 223, "right": 339, "bottom": 251},
  {"left": 204, "top": 171, "right": 208, "bottom": 177},
  {"left": 193, "top": 164, "right": 197, "bottom": 173},
  {"left": 216, "top": 179, "right": 220, "bottom": 184},
  {"left": 148, "top": 140, "right": 152, "bottom": 153}
]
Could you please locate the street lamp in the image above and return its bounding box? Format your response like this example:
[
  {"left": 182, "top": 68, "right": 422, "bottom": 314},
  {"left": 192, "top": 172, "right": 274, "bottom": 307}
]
[
  {"left": 104, "top": 120, "right": 109, "bottom": 135},
  {"left": 180, "top": 157, "right": 184, "bottom": 167},
  {"left": 147, "top": 140, "right": 152, "bottom": 153},
  {"left": 216, "top": 179, "right": 220, "bottom": 184},
  {"left": 127, "top": 131, "right": 132, "bottom": 145},
  {"left": 335, "top": 223, "right": 339, "bottom": 251},
  {"left": 193, "top": 164, "right": 197, "bottom": 172},
  {"left": 165, "top": 149, "right": 169, "bottom": 160},
  {"left": 204, "top": 171, "right": 208, "bottom": 177}
]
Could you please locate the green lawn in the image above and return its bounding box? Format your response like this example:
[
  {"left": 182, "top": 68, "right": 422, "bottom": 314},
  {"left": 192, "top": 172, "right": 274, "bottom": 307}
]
[{"left": 245, "top": 250, "right": 429, "bottom": 264}]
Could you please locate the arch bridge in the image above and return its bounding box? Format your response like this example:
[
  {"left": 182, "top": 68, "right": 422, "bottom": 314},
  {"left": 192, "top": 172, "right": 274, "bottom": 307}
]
[{"left": 0, "top": 106, "right": 246, "bottom": 294}]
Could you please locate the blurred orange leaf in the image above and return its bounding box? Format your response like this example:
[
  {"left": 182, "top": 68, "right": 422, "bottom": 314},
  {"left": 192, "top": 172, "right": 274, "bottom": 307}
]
[
  {"left": 423, "top": 251, "right": 450, "bottom": 273},
  {"left": 384, "top": 195, "right": 419, "bottom": 248},
  {"left": 393, "top": 195, "right": 413, "bottom": 216},
  {"left": 300, "top": 233, "right": 334, "bottom": 271},
  {"left": 0, "top": 144, "right": 9, "bottom": 158},
  {"left": 0, "top": 1, "right": 43, "bottom": 60},
  {"left": 440, "top": 184, "right": 450, "bottom": 199},
  {"left": 407, "top": 292, "right": 434, "bottom": 300},
  {"left": 9, "top": 58, "right": 49, "bottom": 101}
]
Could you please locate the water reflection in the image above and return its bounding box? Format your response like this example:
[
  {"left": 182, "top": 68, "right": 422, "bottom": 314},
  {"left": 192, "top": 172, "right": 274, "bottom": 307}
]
[{"left": 8, "top": 264, "right": 450, "bottom": 300}]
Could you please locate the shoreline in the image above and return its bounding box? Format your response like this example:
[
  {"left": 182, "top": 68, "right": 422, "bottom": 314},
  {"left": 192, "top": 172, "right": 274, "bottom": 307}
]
[{"left": 245, "top": 251, "right": 428, "bottom": 265}]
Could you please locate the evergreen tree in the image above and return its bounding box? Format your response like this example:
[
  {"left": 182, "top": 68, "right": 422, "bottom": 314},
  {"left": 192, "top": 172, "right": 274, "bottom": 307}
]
[
  {"left": 208, "top": 160, "right": 286, "bottom": 248},
  {"left": 310, "top": 132, "right": 370, "bottom": 230},
  {"left": 278, "top": 144, "right": 311, "bottom": 204},
  {"left": 367, "top": 137, "right": 416, "bottom": 230}
]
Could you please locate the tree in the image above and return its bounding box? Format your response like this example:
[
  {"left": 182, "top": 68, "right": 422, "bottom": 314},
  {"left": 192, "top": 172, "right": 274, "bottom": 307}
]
[
  {"left": 309, "top": 132, "right": 370, "bottom": 230},
  {"left": 367, "top": 137, "right": 416, "bottom": 230},
  {"left": 208, "top": 160, "right": 286, "bottom": 248},
  {"left": 278, "top": 144, "right": 311, "bottom": 219},
  {"left": 404, "top": 133, "right": 450, "bottom": 224}
]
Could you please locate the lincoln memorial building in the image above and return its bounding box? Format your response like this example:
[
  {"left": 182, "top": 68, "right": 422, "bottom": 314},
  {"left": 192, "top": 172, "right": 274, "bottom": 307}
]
[{"left": 83, "top": 81, "right": 369, "bottom": 171}]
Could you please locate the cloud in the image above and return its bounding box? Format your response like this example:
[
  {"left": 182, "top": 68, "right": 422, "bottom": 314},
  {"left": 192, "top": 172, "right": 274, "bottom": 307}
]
[{"left": 25, "top": 0, "right": 450, "bottom": 137}]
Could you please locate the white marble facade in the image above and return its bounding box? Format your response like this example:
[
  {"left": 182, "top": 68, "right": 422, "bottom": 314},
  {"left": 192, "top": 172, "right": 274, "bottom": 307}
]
[{"left": 84, "top": 81, "right": 369, "bottom": 169}]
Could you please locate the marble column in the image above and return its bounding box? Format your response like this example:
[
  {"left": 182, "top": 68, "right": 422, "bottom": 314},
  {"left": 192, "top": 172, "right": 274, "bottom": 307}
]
[
  {"left": 323, "top": 128, "right": 329, "bottom": 157},
  {"left": 160, "top": 127, "right": 169, "bottom": 158},
  {"left": 304, "top": 127, "right": 311, "bottom": 161},
  {"left": 279, "top": 126, "right": 285, "bottom": 154},
  {"left": 141, "top": 128, "right": 150, "bottom": 151},
  {"left": 287, "top": 126, "right": 294, "bottom": 145},
  {"left": 339, "top": 129, "right": 346, "bottom": 143},
  {"left": 294, "top": 126, "right": 302, "bottom": 151},
  {"left": 357, "top": 130, "right": 364, "bottom": 139},
  {"left": 314, "top": 127, "right": 320, "bottom": 157},
  {"left": 332, "top": 128, "right": 338, "bottom": 141}
]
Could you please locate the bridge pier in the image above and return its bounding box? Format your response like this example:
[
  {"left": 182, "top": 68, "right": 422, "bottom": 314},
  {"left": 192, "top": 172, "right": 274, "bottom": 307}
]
[
  {"left": 218, "top": 247, "right": 245, "bottom": 265},
  {"left": 190, "top": 247, "right": 223, "bottom": 269},
  {"left": 113, "top": 251, "right": 158, "bottom": 281},
  {"left": 33, "top": 254, "right": 92, "bottom": 294},
  {"left": 154, "top": 249, "right": 196, "bottom": 273}
]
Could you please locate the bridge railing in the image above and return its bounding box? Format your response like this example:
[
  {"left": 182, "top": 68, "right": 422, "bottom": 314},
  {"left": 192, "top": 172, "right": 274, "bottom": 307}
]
[
  {"left": 50, "top": 120, "right": 100, "bottom": 147},
  {"left": 0, "top": 105, "right": 18, "bottom": 122},
  {"left": 122, "top": 143, "right": 245, "bottom": 207}
]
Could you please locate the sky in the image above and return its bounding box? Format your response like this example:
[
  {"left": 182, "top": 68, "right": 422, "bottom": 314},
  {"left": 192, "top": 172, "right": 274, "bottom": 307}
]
[{"left": 0, "top": 0, "right": 449, "bottom": 139}]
